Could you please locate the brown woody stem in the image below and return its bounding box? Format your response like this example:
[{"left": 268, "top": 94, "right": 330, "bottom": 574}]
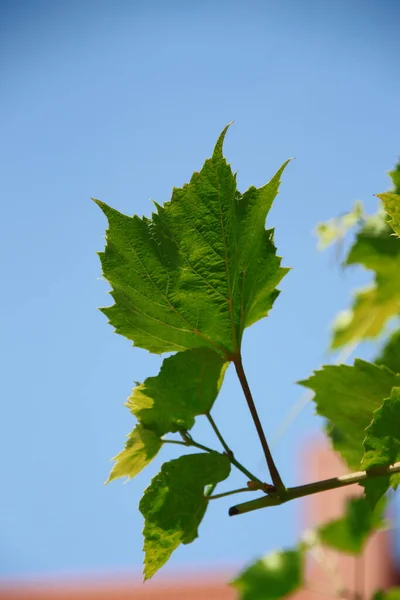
[{"left": 229, "top": 461, "right": 400, "bottom": 516}]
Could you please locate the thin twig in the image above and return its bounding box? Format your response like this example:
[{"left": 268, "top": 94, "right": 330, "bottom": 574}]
[
  {"left": 233, "top": 354, "right": 285, "bottom": 493},
  {"left": 206, "top": 412, "right": 232, "bottom": 455},
  {"left": 165, "top": 430, "right": 263, "bottom": 485},
  {"left": 206, "top": 487, "right": 253, "bottom": 500},
  {"left": 163, "top": 435, "right": 216, "bottom": 454},
  {"left": 229, "top": 461, "right": 400, "bottom": 515},
  {"left": 162, "top": 439, "right": 188, "bottom": 447},
  {"left": 206, "top": 412, "right": 264, "bottom": 484}
]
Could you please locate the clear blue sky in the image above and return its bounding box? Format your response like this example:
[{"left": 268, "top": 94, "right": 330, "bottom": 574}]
[{"left": 1, "top": 0, "right": 400, "bottom": 581}]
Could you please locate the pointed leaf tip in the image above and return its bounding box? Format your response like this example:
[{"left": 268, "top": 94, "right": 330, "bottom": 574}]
[
  {"left": 92, "top": 197, "right": 109, "bottom": 215},
  {"left": 272, "top": 158, "right": 293, "bottom": 183},
  {"left": 106, "top": 424, "right": 162, "bottom": 484},
  {"left": 212, "top": 122, "right": 234, "bottom": 159}
]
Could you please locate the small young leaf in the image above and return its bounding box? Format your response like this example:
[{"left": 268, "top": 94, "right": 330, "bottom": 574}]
[
  {"left": 96, "top": 126, "right": 289, "bottom": 357},
  {"left": 361, "top": 387, "right": 400, "bottom": 505},
  {"left": 378, "top": 192, "right": 400, "bottom": 237},
  {"left": 231, "top": 547, "right": 304, "bottom": 600},
  {"left": 299, "top": 360, "right": 400, "bottom": 469},
  {"left": 139, "top": 452, "right": 230, "bottom": 580},
  {"left": 375, "top": 330, "right": 400, "bottom": 374},
  {"left": 315, "top": 201, "right": 363, "bottom": 250},
  {"left": 106, "top": 424, "right": 162, "bottom": 483},
  {"left": 318, "top": 496, "right": 385, "bottom": 555},
  {"left": 127, "top": 348, "right": 228, "bottom": 436}
]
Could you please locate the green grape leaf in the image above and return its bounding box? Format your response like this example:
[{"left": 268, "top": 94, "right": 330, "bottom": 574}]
[
  {"left": 231, "top": 547, "right": 304, "bottom": 600},
  {"left": 360, "top": 387, "right": 400, "bottom": 505},
  {"left": 375, "top": 329, "right": 400, "bottom": 374},
  {"left": 95, "top": 125, "right": 289, "bottom": 356},
  {"left": 378, "top": 192, "right": 400, "bottom": 237},
  {"left": 126, "top": 348, "right": 227, "bottom": 436},
  {"left": 139, "top": 452, "right": 230, "bottom": 580},
  {"left": 299, "top": 360, "right": 400, "bottom": 469},
  {"left": 331, "top": 211, "right": 400, "bottom": 348},
  {"left": 106, "top": 424, "right": 162, "bottom": 483},
  {"left": 374, "top": 588, "right": 400, "bottom": 600},
  {"left": 318, "top": 496, "right": 385, "bottom": 555}
]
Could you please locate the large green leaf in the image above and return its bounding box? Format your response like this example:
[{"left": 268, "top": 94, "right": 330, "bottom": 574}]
[
  {"left": 106, "top": 424, "right": 162, "bottom": 483},
  {"left": 139, "top": 452, "right": 230, "bottom": 580},
  {"left": 331, "top": 212, "right": 400, "bottom": 348},
  {"left": 96, "top": 125, "right": 289, "bottom": 356},
  {"left": 361, "top": 387, "right": 400, "bottom": 505},
  {"left": 126, "top": 348, "right": 227, "bottom": 436},
  {"left": 299, "top": 360, "right": 400, "bottom": 469},
  {"left": 231, "top": 547, "right": 304, "bottom": 600},
  {"left": 318, "top": 496, "right": 385, "bottom": 555},
  {"left": 375, "top": 329, "right": 400, "bottom": 373},
  {"left": 378, "top": 192, "right": 400, "bottom": 237}
]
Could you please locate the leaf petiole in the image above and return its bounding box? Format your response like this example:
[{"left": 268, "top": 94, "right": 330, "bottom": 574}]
[
  {"left": 162, "top": 435, "right": 216, "bottom": 454},
  {"left": 206, "top": 412, "right": 265, "bottom": 485},
  {"left": 206, "top": 412, "right": 232, "bottom": 456},
  {"left": 163, "top": 430, "right": 265, "bottom": 486},
  {"left": 206, "top": 487, "right": 254, "bottom": 500},
  {"left": 162, "top": 439, "right": 189, "bottom": 447}
]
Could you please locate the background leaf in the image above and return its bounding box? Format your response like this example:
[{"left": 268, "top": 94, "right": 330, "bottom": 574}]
[
  {"left": 361, "top": 387, "right": 400, "bottom": 505},
  {"left": 231, "top": 547, "right": 304, "bottom": 600},
  {"left": 330, "top": 162, "right": 400, "bottom": 349},
  {"left": 299, "top": 360, "right": 400, "bottom": 469},
  {"left": 139, "top": 452, "right": 230, "bottom": 580},
  {"left": 318, "top": 496, "right": 385, "bottom": 555},
  {"left": 106, "top": 424, "right": 162, "bottom": 483},
  {"left": 96, "top": 126, "right": 289, "bottom": 356},
  {"left": 374, "top": 588, "right": 400, "bottom": 600},
  {"left": 127, "top": 348, "right": 227, "bottom": 436},
  {"left": 375, "top": 329, "right": 400, "bottom": 373},
  {"left": 331, "top": 211, "right": 400, "bottom": 348}
]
